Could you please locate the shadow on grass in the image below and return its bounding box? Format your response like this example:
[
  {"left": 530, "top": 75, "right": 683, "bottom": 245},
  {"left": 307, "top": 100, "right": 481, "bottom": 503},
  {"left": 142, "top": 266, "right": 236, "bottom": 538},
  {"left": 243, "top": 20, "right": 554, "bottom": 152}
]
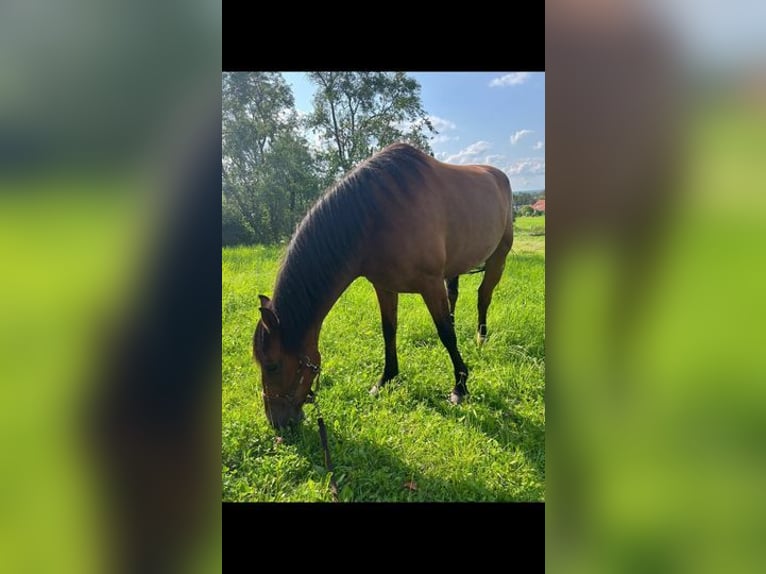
[
  {"left": 227, "top": 389, "right": 543, "bottom": 502},
  {"left": 346, "top": 327, "right": 545, "bottom": 493},
  {"left": 271, "top": 416, "right": 526, "bottom": 502},
  {"left": 371, "top": 362, "right": 544, "bottom": 488},
  {"left": 229, "top": 355, "right": 543, "bottom": 502},
  {"left": 416, "top": 391, "right": 544, "bottom": 480}
]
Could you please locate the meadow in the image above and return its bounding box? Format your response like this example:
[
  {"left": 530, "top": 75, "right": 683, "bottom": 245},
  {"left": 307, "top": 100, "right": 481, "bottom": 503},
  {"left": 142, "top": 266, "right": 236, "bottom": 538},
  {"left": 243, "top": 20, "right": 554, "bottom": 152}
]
[{"left": 222, "top": 216, "right": 545, "bottom": 501}]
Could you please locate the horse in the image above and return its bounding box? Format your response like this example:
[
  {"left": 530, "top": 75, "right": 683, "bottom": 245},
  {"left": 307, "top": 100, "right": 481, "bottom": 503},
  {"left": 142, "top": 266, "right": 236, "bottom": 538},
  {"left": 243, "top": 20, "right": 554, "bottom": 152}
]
[{"left": 253, "top": 142, "right": 513, "bottom": 429}]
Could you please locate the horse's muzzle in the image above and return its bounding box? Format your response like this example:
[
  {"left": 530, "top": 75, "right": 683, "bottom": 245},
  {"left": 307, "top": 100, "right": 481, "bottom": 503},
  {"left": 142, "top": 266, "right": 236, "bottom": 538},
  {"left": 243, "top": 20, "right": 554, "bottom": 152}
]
[{"left": 265, "top": 402, "right": 305, "bottom": 429}]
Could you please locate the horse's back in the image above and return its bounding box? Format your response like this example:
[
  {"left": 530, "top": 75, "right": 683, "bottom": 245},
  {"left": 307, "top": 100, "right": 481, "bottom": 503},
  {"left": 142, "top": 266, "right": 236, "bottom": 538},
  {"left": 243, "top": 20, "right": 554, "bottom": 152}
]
[{"left": 361, "top": 151, "right": 512, "bottom": 291}]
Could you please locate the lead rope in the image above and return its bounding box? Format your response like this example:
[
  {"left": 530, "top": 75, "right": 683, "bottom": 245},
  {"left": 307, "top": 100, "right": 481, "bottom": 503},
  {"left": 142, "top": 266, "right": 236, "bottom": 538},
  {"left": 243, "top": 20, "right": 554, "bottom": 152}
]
[
  {"left": 305, "top": 365, "right": 339, "bottom": 502},
  {"left": 314, "top": 401, "right": 339, "bottom": 502}
]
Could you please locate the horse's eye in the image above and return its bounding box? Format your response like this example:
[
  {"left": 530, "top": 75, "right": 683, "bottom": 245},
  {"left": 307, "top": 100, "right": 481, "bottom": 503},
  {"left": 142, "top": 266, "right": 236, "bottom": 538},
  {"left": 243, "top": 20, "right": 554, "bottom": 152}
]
[{"left": 265, "top": 364, "right": 279, "bottom": 374}]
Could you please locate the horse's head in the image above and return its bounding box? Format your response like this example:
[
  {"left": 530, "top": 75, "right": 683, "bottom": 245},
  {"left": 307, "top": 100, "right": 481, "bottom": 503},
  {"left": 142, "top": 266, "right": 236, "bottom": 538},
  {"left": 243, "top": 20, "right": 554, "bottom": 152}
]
[{"left": 252, "top": 295, "right": 321, "bottom": 429}]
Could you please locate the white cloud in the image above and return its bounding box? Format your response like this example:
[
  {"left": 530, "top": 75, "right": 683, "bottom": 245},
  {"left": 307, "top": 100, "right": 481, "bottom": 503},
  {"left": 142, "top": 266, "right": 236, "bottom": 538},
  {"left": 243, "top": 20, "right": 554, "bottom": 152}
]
[
  {"left": 432, "top": 134, "right": 460, "bottom": 144},
  {"left": 428, "top": 115, "right": 457, "bottom": 132},
  {"left": 435, "top": 151, "right": 449, "bottom": 161},
  {"left": 393, "top": 118, "right": 417, "bottom": 132},
  {"left": 484, "top": 154, "right": 505, "bottom": 165},
  {"left": 428, "top": 115, "right": 459, "bottom": 145},
  {"left": 506, "top": 157, "right": 545, "bottom": 176},
  {"left": 511, "top": 129, "right": 534, "bottom": 145},
  {"left": 533, "top": 141, "right": 544, "bottom": 150},
  {"left": 308, "top": 131, "right": 326, "bottom": 153},
  {"left": 396, "top": 114, "right": 457, "bottom": 137},
  {"left": 444, "top": 141, "right": 492, "bottom": 165},
  {"left": 489, "top": 72, "right": 530, "bottom": 87},
  {"left": 277, "top": 108, "right": 296, "bottom": 123}
]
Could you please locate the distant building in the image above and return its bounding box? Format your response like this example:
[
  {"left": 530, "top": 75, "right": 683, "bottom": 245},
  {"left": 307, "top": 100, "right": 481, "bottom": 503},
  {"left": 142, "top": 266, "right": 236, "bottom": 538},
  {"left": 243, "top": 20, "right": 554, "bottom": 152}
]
[{"left": 532, "top": 199, "right": 545, "bottom": 213}]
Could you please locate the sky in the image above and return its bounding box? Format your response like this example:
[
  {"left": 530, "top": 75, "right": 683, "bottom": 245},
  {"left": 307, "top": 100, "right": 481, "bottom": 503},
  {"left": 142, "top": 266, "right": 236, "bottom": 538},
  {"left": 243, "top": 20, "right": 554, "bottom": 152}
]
[
  {"left": 282, "top": 72, "right": 545, "bottom": 192},
  {"left": 648, "top": 0, "right": 766, "bottom": 69}
]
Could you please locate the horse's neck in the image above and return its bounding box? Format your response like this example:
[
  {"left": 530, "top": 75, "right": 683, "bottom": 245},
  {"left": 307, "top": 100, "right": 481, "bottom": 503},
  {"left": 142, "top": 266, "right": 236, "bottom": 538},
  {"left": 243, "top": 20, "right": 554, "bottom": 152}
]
[
  {"left": 308, "top": 266, "right": 360, "bottom": 340},
  {"left": 277, "top": 259, "right": 361, "bottom": 352}
]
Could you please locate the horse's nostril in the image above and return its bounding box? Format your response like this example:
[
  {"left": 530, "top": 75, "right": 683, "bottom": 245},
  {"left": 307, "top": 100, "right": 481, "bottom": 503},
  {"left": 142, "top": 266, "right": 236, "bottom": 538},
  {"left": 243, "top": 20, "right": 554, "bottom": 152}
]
[{"left": 269, "top": 410, "right": 304, "bottom": 430}]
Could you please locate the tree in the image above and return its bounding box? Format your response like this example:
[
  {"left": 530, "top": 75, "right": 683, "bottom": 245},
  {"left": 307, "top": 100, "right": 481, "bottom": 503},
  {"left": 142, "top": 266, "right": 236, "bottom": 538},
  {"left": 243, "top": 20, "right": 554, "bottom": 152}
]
[
  {"left": 222, "top": 72, "right": 320, "bottom": 244},
  {"left": 307, "top": 72, "right": 436, "bottom": 182}
]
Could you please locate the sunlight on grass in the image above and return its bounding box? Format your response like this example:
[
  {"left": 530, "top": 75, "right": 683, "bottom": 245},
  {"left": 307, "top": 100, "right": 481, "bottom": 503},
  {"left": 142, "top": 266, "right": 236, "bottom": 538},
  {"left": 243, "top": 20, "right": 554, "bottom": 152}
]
[{"left": 222, "top": 233, "right": 545, "bottom": 502}]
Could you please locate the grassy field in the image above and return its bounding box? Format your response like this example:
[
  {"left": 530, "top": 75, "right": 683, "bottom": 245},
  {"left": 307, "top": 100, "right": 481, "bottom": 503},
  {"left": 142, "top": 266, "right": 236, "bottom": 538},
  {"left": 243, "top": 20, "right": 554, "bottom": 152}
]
[{"left": 222, "top": 216, "right": 545, "bottom": 502}]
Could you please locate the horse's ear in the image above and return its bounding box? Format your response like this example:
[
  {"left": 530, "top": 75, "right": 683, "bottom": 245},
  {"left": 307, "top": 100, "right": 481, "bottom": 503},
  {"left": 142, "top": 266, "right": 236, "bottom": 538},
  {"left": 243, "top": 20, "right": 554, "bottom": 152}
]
[
  {"left": 258, "top": 294, "right": 272, "bottom": 308},
  {"left": 259, "top": 306, "right": 280, "bottom": 334}
]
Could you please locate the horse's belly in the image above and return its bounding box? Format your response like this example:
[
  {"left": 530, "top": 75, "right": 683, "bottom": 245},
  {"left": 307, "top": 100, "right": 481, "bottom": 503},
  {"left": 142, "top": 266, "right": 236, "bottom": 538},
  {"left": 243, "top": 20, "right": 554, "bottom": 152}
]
[
  {"left": 362, "top": 224, "right": 504, "bottom": 292},
  {"left": 442, "top": 210, "right": 508, "bottom": 276},
  {"left": 443, "top": 240, "right": 501, "bottom": 278}
]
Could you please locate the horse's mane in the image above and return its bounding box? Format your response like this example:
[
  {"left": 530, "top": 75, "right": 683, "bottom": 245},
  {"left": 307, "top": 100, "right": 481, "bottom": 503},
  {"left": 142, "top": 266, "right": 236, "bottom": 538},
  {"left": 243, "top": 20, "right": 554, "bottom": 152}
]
[{"left": 269, "top": 142, "right": 431, "bottom": 352}]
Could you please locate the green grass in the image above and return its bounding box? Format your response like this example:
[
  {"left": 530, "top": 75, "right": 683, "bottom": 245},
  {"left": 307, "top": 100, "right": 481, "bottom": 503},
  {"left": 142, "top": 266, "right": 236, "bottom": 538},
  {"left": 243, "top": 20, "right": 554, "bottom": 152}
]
[
  {"left": 514, "top": 214, "right": 545, "bottom": 233},
  {"left": 514, "top": 215, "right": 545, "bottom": 253},
  {"left": 222, "top": 219, "right": 545, "bottom": 502}
]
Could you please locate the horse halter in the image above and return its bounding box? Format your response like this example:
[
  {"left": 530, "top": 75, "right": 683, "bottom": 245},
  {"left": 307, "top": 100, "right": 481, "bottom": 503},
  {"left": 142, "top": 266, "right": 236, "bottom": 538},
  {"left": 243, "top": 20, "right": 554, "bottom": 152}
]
[{"left": 261, "top": 355, "right": 321, "bottom": 406}]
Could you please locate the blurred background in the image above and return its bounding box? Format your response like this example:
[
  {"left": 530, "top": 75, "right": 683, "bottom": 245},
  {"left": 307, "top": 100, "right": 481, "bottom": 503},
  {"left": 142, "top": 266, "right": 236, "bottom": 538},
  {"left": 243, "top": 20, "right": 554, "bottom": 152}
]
[
  {"left": 0, "top": 0, "right": 220, "bottom": 572},
  {"left": 547, "top": 0, "right": 766, "bottom": 572},
  {"left": 2, "top": 0, "right": 765, "bottom": 570}
]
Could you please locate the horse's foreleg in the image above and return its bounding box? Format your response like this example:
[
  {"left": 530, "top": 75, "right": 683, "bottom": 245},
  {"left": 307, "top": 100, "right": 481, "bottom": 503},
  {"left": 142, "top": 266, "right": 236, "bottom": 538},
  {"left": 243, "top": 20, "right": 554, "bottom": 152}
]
[
  {"left": 421, "top": 280, "right": 469, "bottom": 405},
  {"left": 370, "top": 284, "right": 399, "bottom": 396}
]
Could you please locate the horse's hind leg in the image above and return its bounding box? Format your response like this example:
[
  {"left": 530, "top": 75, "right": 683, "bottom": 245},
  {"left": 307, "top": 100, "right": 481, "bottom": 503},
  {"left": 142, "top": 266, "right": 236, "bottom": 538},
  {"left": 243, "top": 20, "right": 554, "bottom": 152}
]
[
  {"left": 445, "top": 276, "right": 459, "bottom": 325},
  {"left": 477, "top": 234, "right": 513, "bottom": 345},
  {"left": 370, "top": 284, "right": 399, "bottom": 396},
  {"left": 421, "top": 279, "right": 469, "bottom": 405}
]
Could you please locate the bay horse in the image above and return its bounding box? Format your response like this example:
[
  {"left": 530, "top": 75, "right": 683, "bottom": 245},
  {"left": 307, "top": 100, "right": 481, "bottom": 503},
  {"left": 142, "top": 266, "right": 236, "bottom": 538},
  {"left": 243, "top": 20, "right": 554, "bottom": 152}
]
[{"left": 253, "top": 143, "right": 513, "bottom": 428}]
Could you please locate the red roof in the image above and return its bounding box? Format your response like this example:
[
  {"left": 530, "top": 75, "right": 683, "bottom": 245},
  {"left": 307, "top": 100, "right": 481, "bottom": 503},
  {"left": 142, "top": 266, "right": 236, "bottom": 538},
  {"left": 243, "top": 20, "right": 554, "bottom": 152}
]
[{"left": 532, "top": 199, "right": 545, "bottom": 212}]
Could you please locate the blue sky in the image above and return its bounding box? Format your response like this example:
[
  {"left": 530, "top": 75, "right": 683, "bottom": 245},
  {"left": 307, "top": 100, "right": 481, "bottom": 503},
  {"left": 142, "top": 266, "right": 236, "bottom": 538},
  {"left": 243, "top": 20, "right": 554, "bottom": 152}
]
[{"left": 283, "top": 72, "right": 545, "bottom": 192}]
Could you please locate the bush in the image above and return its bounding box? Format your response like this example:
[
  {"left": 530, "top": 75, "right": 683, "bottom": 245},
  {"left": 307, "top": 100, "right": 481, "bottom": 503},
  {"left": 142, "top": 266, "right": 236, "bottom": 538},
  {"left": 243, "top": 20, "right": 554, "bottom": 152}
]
[{"left": 222, "top": 198, "right": 255, "bottom": 246}]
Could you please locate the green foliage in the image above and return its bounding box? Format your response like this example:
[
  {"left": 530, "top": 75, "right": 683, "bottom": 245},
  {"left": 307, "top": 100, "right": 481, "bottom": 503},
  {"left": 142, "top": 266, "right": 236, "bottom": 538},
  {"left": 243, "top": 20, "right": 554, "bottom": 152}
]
[
  {"left": 222, "top": 237, "right": 545, "bottom": 501},
  {"left": 222, "top": 72, "right": 322, "bottom": 245},
  {"left": 519, "top": 204, "right": 535, "bottom": 217},
  {"left": 222, "top": 72, "right": 438, "bottom": 244},
  {"left": 222, "top": 193, "right": 254, "bottom": 246},
  {"left": 307, "top": 72, "right": 436, "bottom": 182},
  {"left": 514, "top": 191, "right": 546, "bottom": 207}
]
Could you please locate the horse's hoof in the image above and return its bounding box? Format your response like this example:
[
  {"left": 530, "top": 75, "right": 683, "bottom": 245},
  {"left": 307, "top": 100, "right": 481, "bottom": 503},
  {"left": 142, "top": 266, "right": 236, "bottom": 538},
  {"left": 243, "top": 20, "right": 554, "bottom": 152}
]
[
  {"left": 477, "top": 324, "right": 488, "bottom": 346},
  {"left": 369, "top": 384, "right": 381, "bottom": 396},
  {"left": 449, "top": 391, "right": 464, "bottom": 405}
]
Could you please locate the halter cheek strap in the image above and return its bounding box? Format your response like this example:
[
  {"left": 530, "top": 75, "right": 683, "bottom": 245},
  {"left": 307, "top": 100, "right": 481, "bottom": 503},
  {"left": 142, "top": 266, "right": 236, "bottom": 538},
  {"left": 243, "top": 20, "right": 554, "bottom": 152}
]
[
  {"left": 301, "top": 356, "right": 321, "bottom": 402},
  {"left": 262, "top": 355, "right": 321, "bottom": 405}
]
